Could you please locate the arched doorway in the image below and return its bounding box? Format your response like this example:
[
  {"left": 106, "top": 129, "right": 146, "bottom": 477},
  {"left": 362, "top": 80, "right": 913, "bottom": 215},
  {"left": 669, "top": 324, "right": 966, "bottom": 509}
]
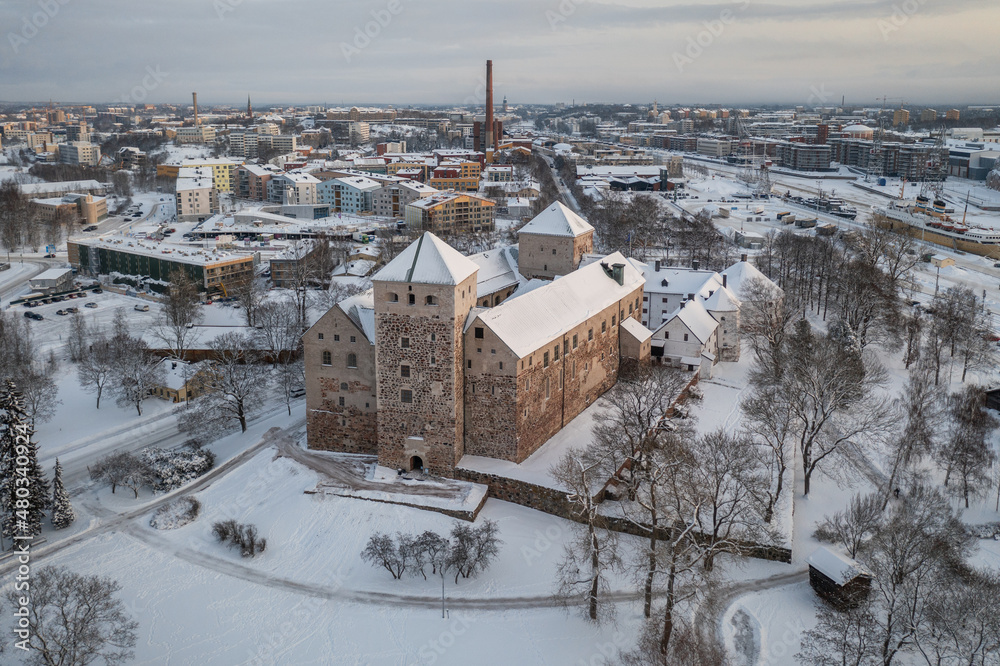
[{"left": 410, "top": 456, "right": 424, "bottom": 472}]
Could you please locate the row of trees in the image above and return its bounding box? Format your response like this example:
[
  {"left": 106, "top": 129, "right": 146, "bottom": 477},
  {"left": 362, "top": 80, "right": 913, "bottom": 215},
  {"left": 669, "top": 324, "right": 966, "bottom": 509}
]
[
  {"left": 549, "top": 364, "right": 778, "bottom": 662},
  {"left": 0, "top": 380, "right": 75, "bottom": 550},
  {"left": 361, "top": 520, "right": 502, "bottom": 584},
  {"left": 0, "top": 307, "right": 60, "bottom": 426}
]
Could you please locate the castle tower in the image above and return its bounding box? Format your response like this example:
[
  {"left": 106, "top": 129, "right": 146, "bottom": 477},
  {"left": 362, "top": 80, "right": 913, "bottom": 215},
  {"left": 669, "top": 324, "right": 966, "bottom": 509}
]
[
  {"left": 371, "top": 233, "right": 479, "bottom": 475},
  {"left": 516, "top": 202, "right": 595, "bottom": 280}
]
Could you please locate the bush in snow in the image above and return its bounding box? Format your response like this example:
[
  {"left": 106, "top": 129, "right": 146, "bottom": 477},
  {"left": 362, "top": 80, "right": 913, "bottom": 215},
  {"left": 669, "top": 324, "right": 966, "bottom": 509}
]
[
  {"left": 150, "top": 497, "right": 201, "bottom": 530},
  {"left": 139, "top": 447, "right": 216, "bottom": 493},
  {"left": 212, "top": 519, "right": 267, "bottom": 557}
]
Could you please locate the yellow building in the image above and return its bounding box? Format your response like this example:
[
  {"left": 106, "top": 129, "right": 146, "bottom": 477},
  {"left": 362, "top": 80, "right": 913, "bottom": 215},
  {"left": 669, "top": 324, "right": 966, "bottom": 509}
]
[
  {"left": 404, "top": 191, "right": 495, "bottom": 234},
  {"left": 157, "top": 158, "right": 242, "bottom": 193},
  {"left": 893, "top": 109, "right": 910, "bottom": 127},
  {"left": 428, "top": 160, "right": 482, "bottom": 192}
]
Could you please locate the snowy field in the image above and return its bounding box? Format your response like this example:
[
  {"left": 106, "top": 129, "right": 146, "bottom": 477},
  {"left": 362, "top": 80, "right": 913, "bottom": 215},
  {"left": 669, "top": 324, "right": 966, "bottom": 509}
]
[{"left": 17, "top": 435, "right": 650, "bottom": 665}]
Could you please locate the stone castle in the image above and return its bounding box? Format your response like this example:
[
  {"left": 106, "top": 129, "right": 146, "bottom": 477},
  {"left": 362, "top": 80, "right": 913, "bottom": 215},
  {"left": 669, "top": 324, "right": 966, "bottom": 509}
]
[{"left": 304, "top": 202, "right": 650, "bottom": 476}]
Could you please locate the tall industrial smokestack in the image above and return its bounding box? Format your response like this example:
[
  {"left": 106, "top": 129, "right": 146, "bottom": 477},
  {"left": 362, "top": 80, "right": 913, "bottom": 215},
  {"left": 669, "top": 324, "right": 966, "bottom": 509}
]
[
  {"left": 192, "top": 92, "right": 199, "bottom": 126},
  {"left": 485, "top": 60, "right": 494, "bottom": 154}
]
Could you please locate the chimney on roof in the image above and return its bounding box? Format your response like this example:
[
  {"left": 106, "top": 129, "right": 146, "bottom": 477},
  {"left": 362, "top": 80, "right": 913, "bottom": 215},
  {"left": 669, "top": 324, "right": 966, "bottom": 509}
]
[
  {"left": 192, "top": 92, "right": 199, "bottom": 127},
  {"left": 680, "top": 300, "right": 686, "bottom": 309},
  {"left": 485, "top": 60, "right": 495, "bottom": 154},
  {"left": 692, "top": 259, "right": 700, "bottom": 271},
  {"left": 687, "top": 293, "right": 694, "bottom": 301},
  {"left": 612, "top": 263, "right": 625, "bottom": 286},
  {"left": 722, "top": 274, "right": 728, "bottom": 288},
  {"left": 654, "top": 259, "right": 661, "bottom": 271},
  {"left": 741, "top": 253, "right": 748, "bottom": 262}
]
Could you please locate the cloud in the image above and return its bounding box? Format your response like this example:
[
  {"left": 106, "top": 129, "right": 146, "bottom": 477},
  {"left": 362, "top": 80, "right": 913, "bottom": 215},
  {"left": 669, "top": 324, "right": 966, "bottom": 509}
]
[{"left": 0, "top": 0, "right": 996, "bottom": 105}]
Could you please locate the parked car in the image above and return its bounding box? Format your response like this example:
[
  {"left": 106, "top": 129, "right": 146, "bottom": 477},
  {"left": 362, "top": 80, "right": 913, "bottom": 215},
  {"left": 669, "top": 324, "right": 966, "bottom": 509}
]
[
  {"left": 134, "top": 304, "right": 150, "bottom": 312},
  {"left": 24, "top": 312, "right": 43, "bottom": 321},
  {"left": 66, "top": 307, "right": 79, "bottom": 314},
  {"left": 92, "top": 288, "right": 103, "bottom": 294},
  {"left": 44, "top": 253, "right": 56, "bottom": 258},
  {"left": 56, "top": 309, "right": 68, "bottom": 316},
  {"left": 84, "top": 225, "right": 98, "bottom": 232},
  {"left": 85, "top": 302, "right": 98, "bottom": 309}
]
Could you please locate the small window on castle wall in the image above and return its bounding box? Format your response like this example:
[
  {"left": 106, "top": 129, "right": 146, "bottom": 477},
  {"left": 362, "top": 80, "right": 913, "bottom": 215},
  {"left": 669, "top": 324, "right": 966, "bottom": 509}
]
[
  {"left": 588, "top": 329, "right": 594, "bottom": 341},
  {"left": 408, "top": 294, "right": 415, "bottom": 305},
  {"left": 401, "top": 365, "right": 410, "bottom": 378},
  {"left": 350, "top": 335, "right": 356, "bottom": 343},
  {"left": 573, "top": 334, "right": 578, "bottom": 349},
  {"left": 401, "top": 390, "right": 412, "bottom": 403},
  {"left": 467, "top": 360, "right": 472, "bottom": 369},
  {"left": 338, "top": 397, "right": 345, "bottom": 407},
  {"left": 475, "top": 327, "right": 484, "bottom": 339},
  {"left": 347, "top": 353, "right": 357, "bottom": 368},
  {"left": 554, "top": 346, "right": 560, "bottom": 360},
  {"left": 322, "top": 351, "right": 331, "bottom": 366},
  {"left": 431, "top": 333, "right": 436, "bottom": 342},
  {"left": 389, "top": 292, "right": 398, "bottom": 303},
  {"left": 401, "top": 337, "right": 410, "bottom": 348},
  {"left": 602, "top": 321, "right": 607, "bottom": 334},
  {"left": 552, "top": 249, "right": 556, "bottom": 255},
  {"left": 683, "top": 334, "right": 689, "bottom": 342},
  {"left": 340, "top": 382, "right": 348, "bottom": 390},
  {"left": 613, "top": 315, "right": 617, "bottom": 326},
  {"left": 426, "top": 295, "right": 437, "bottom": 306},
  {"left": 543, "top": 352, "right": 549, "bottom": 368},
  {"left": 499, "top": 362, "right": 503, "bottom": 370},
  {"left": 318, "top": 333, "right": 324, "bottom": 340},
  {"left": 665, "top": 331, "right": 669, "bottom": 339},
  {"left": 334, "top": 334, "right": 340, "bottom": 342}
]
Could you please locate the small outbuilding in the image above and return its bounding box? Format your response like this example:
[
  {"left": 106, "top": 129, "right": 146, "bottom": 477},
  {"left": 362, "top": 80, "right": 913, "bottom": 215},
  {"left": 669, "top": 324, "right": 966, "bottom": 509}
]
[
  {"left": 29, "top": 267, "right": 74, "bottom": 294},
  {"left": 807, "top": 546, "right": 873, "bottom": 610}
]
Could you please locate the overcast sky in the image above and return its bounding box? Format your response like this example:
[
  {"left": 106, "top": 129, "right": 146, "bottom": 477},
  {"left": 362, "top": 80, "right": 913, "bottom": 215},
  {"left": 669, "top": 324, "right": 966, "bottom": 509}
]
[{"left": 1, "top": 0, "right": 997, "bottom": 107}]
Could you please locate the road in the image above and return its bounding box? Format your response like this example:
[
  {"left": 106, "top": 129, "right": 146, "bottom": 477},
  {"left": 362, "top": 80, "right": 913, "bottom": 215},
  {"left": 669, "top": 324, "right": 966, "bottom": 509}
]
[{"left": 695, "top": 567, "right": 808, "bottom": 664}]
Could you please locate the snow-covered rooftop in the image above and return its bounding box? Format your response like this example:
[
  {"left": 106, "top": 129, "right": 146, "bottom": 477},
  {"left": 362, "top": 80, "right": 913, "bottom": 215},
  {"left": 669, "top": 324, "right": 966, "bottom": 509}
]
[
  {"left": 518, "top": 202, "right": 593, "bottom": 238},
  {"left": 807, "top": 546, "right": 871, "bottom": 584},
  {"left": 471, "top": 251, "right": 644, "bottom": 357},
  {"left": 337, "top": 289, "right": 376, "bottom": 344},
  {"left": 469, "top": 245, "right": 522, "bottom": 298},
  {"left": 371, "top": 232, "right": 480, "bottom": 286},
  {"left": 720, "top": 259, "right": 781, "bottom": 299},
  {"left": 658, "top": 299, "right": 719, "bottom": 344},
  {"left": 620, "top": 316, "right": 653, "bottom": 343}
]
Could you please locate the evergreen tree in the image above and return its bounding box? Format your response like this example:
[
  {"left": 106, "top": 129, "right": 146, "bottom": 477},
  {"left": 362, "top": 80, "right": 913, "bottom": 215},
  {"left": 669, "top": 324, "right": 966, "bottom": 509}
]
[
  {"left": 51, "top": 459, "right": 75, "bottom": 530},
  {"left": 0, "top": 380, "right": 51, "bottom": 546}
]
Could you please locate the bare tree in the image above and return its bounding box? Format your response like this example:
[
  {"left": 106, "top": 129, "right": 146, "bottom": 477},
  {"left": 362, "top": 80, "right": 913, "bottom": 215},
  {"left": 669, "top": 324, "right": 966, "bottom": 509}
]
[
  {"left": 181, "top": 331, "right": 271, "bottom": 434},
  {"left": 446, "top": 520, "right": 502, "bottom": 584},
  {"left": 111, "top": 335, "right": 165, "bottom": 415},
  {"left": 5, "top": 566, "right": 138, "bottom": 666},
  {"left": 89, "top": 451, "right": 151, "bottom": 498},
  {"left": 689, "top": 429, "right": 770, "bottom": 571},
  {"left": 232, "top": 274, "right": 266, "bottom": 328},
  {"left": 742, "top": 382, "right": 793, "bottom": 523},
  {"left": 66, "top": 311, "right": 90, "bottom": 363},
  {"left": 938, "top": 385, "right": 997, "bottom": 507},
  {"left": 813, "top": 491, "right": 883, "bottom": 558},
  {"left": 255, "top": 297, "right": 301, "bottom": 368},
  {"left": 780, "top": 320, "right": 893, "bottom": 495},
  {"left": 153, "top": 268, "right": 204, "bottom": 362},
  {"left": 551, "top": 445, "right": 621, "bottom": 623},
  {"left": 881, "top": 368, "right": 940, "bottom": 507},
  {"left": 77, "top": 332, "right": 116, "bottom": 409}
]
